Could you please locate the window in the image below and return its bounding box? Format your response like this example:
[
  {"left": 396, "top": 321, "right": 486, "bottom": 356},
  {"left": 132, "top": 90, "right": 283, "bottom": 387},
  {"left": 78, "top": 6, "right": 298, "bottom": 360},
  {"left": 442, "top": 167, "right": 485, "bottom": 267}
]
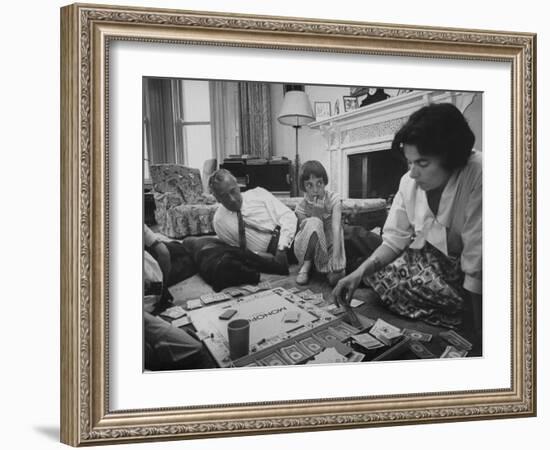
[{"left": 143, "top": 78, "right": 213, "bottom": 182}]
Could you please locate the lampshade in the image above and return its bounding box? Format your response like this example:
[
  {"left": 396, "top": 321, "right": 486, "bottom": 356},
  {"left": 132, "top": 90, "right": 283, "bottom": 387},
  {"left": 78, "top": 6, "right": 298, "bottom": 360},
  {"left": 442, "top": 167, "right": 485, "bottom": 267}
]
[{"left": 277, "top": 90, "right": 315, "bottom": 127}]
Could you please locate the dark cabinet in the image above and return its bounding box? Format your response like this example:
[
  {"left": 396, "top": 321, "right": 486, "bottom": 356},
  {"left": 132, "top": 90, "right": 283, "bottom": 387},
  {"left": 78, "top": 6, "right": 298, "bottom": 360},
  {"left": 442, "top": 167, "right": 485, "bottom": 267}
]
[{"left": 221, "top": 159, "right": 291, "bottom": 196}]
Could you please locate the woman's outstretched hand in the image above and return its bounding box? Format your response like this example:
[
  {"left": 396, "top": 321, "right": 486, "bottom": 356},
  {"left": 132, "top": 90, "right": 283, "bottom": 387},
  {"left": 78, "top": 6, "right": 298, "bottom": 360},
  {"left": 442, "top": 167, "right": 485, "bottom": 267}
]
[{"left": 331, "top": 269, "right": 363, "bottom": 306}]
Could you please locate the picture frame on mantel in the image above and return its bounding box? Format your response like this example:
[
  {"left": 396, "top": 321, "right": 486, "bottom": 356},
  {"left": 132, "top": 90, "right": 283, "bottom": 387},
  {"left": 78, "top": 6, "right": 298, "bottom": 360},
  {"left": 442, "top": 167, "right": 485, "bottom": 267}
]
[
  {"left": 314, "top": 101, "right": 332, "bottom": 120},
  {"left": 60, "top": 3, "right": 536, "bottom": 446},
  {"left": 343, "top": 95, "right": 359, "bottom": 112}
]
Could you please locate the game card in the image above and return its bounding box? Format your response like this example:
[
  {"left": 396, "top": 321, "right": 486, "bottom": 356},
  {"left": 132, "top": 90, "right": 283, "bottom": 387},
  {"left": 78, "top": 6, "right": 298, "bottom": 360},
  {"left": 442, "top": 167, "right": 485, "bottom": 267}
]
[
  {"left": 186, "top": 299, "right": 203, "bottom": 310},
  {"left": 440, "top": 330, "right": 472, "bottom": 351},
  {"left": 350, "top": 299, "right": 365, "bottom": 308},
  {"left": 299, "top": 337, "right": 324, "bottom": 354},
  {"left": 440, "top": 345, "right": 468, "bottom": 358},
  {"left": 314, "top": 329, "right": 341, "bottom": 346},
  {"left": 280, "top": 343, "right": 310, "bottom": 364},
  {"left": 408, "top": 341, "right": 435, "bottom": 359},
  {"left": 160, "top": 305, "right": 187, "bottom": 319},
  {"left": 352, "top": 333, "right": 385, "bottom": 350},
  {"left": 347, "top": 351, "right": 365, "bottom": 362},
  {"left": 258, "top": 352, "right": 287, "bottom": 366},
  {"left": 330, "top": 322, "right": 359, "bottom": 339},
  {"left": 170, "top": 316, "right": 191, "bottom": 328},
  {"left": 402, "top": 328, "right": 433, "bottom": 343}
]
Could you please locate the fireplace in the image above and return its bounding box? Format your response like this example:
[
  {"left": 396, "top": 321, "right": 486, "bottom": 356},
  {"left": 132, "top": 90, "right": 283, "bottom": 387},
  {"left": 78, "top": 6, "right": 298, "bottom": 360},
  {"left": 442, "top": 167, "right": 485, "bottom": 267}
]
[
  {"left": 348, "top": 149, "right": 407, "bottom": 200},
  {"left": 308, "top": 90, "right": 478, "bottom": 198}
]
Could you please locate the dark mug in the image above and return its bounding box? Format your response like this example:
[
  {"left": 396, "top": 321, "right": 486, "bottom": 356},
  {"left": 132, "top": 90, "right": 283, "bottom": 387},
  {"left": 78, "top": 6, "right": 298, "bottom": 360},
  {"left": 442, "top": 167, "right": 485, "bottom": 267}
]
[{"left": 227, "top": 319, "right": 250, "bottom": 360}]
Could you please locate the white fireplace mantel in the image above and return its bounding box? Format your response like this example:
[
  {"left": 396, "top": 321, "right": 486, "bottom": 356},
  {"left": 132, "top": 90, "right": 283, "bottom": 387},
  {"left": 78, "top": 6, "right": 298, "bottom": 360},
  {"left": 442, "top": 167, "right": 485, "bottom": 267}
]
[{"left": 308, "top": 90, "right": 477, "bottom": 197}]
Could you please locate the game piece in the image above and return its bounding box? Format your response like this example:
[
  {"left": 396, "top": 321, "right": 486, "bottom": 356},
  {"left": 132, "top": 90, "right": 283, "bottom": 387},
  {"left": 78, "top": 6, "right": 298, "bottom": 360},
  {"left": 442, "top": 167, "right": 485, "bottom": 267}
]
[
  {"left": 309, "top": 296, "right": 325, "bottom": 306},
  {"left": 440, "top": 345, "right": 468, "bottom": 358},
  {"left": 402, "top": 328, "right": 433, "bottom": 343},
  {"left": 408, "top": 341, "right": 435, "bottom": 359},
  {"left": 283, "top": 311, "right": 301, "bottom": 323},
  {"left": 309, "top": 298, "right": 325, "bottom": 307},
  {"left": 197, "top": 330, "right": 210, "bottom": 341},
  {"left": 296, "top": 289, "right": 314, "bottom": 299},
  {"left": 324, "top": 304, "right": 346, "bottom": 315},
  {"left": 218, "top": 309, "right": 237, "bottom": 320}
]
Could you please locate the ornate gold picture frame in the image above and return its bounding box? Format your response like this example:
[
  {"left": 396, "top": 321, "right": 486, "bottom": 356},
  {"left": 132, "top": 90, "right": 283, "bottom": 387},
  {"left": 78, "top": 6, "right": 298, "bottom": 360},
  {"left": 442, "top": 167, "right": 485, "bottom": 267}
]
[{"left": 60, "top": 3, "right": 536, "bottom": 446}]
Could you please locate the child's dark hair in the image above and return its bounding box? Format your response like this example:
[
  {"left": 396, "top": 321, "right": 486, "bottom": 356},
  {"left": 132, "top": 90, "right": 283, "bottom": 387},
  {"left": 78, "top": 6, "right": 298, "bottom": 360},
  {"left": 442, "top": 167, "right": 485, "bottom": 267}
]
[{"left": 299, "top": 160, "right": 328, "bottom": 191}]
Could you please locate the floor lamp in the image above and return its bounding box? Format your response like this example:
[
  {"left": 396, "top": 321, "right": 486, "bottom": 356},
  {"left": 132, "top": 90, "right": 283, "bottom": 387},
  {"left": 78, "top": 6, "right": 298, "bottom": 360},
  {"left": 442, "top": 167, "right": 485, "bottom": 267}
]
[{"left": 277, "top": 90, "right": 315, "bottom": 196}]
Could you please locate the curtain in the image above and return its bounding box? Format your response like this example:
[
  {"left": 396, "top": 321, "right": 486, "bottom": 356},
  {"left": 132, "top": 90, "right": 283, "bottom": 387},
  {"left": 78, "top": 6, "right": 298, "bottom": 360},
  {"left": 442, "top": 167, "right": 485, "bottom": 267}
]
[
  {"left": 143, "top": 78, "right": 176, "bottom": 164},
  {"left": 238, "top": 82, "right": 273, "bottom": 158},
  {"left": 209, "top": 81, "right": 240, "bottom": 163}
]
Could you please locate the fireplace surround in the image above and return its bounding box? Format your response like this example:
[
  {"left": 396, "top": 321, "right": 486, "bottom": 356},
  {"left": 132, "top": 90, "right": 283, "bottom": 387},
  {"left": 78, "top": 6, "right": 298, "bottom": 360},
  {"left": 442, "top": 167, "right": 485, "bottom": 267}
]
[{"left": 309, "top": 90, "right": 478, "bottom": 198}]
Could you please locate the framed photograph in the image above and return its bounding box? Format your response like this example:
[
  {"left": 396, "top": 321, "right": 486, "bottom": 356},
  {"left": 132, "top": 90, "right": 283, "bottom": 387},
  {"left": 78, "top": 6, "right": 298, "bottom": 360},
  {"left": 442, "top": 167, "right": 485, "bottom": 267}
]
[
  {"left": 314, "top": 101, "right": 332, "bottom": 120},
  {"left": 60, "top": 3, "right": 536, "bottom": 446},
  {"left": 343, "top": 95, "right": 359, "bottom": 112}
]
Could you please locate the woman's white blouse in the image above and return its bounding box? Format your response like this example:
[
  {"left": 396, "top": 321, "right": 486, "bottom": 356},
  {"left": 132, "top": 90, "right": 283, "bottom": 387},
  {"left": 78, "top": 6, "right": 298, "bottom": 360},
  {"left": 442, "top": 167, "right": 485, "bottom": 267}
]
[{"left": 382, "top": 151, "right": 482, "bottom": 294}]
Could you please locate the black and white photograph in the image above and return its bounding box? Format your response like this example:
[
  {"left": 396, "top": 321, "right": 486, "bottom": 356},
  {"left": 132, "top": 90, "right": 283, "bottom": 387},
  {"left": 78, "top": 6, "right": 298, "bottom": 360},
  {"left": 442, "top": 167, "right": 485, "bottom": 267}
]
[
  {"left": 142, "top": 78, "right": 483, "bottom": 371},
  {"left": 343, "top": 95, "right": 359, "bottom": 111},
  {"left": 54, "top": 1, "right": 539, "bottom": 447}
]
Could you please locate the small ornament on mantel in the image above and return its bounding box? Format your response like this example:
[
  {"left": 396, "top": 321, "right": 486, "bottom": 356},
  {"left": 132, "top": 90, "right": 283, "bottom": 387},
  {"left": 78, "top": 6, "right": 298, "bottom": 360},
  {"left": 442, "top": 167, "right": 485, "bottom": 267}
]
[{"left": 334, "top": 98, "right": 340, "bottom": 115}]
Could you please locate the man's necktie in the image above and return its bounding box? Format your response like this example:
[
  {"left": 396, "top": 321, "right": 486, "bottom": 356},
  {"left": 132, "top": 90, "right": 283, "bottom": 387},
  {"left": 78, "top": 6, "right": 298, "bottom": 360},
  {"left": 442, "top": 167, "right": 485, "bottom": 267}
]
[{"left": 236, "top": 210, "right": 247, "bottom": 250}]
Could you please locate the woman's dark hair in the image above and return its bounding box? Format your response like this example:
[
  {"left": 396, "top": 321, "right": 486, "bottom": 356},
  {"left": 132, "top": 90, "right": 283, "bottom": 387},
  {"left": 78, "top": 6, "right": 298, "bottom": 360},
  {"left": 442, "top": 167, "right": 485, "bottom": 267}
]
[
  {"left": 299, "top": 160, "right": 328, "bottom": 190},
  {"left": 391, "top": 103, "right": 475, "bottom": 171}
]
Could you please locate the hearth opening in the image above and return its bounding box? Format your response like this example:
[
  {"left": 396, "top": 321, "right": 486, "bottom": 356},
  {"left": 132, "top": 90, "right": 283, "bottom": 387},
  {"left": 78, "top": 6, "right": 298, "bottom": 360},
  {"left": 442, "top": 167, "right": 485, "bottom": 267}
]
[{"left": 348, "top": 150, "right": 407, "bottom": 200}]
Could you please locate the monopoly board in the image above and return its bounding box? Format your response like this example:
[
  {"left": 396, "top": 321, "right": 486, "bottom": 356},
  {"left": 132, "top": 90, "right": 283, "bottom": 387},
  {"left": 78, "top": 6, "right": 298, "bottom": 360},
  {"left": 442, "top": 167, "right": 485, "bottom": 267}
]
[{"left": 187, "top": 287, "right": 354, "bottom": 367}]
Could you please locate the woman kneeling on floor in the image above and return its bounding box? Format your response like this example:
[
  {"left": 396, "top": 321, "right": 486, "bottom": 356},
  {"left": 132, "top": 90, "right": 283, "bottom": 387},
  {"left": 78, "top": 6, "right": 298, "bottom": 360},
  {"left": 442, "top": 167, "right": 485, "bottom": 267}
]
[{"left": 332, "top": 103, "right": 482, "bottom": 342}]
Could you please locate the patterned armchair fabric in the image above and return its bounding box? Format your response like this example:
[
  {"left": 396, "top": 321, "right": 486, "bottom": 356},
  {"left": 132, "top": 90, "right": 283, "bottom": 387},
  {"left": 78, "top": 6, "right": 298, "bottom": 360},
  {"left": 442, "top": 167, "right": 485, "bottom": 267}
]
[{"left": 150, "top": 164, "right": 218, "bottom": 238}]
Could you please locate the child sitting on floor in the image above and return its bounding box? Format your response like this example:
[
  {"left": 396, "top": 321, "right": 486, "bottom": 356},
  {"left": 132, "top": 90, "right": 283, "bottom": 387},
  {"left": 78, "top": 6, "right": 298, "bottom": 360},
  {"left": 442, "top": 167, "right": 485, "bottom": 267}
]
[{"left": 293, "top": 160, "right": 346, "bottom": 286}]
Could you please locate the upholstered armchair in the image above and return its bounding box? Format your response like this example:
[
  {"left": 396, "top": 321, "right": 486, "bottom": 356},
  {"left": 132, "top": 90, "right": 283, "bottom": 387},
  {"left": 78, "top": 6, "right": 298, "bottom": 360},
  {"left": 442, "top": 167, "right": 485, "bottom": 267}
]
[{"left": 150, "top": 164, "right": 218, "bottom": 238}]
